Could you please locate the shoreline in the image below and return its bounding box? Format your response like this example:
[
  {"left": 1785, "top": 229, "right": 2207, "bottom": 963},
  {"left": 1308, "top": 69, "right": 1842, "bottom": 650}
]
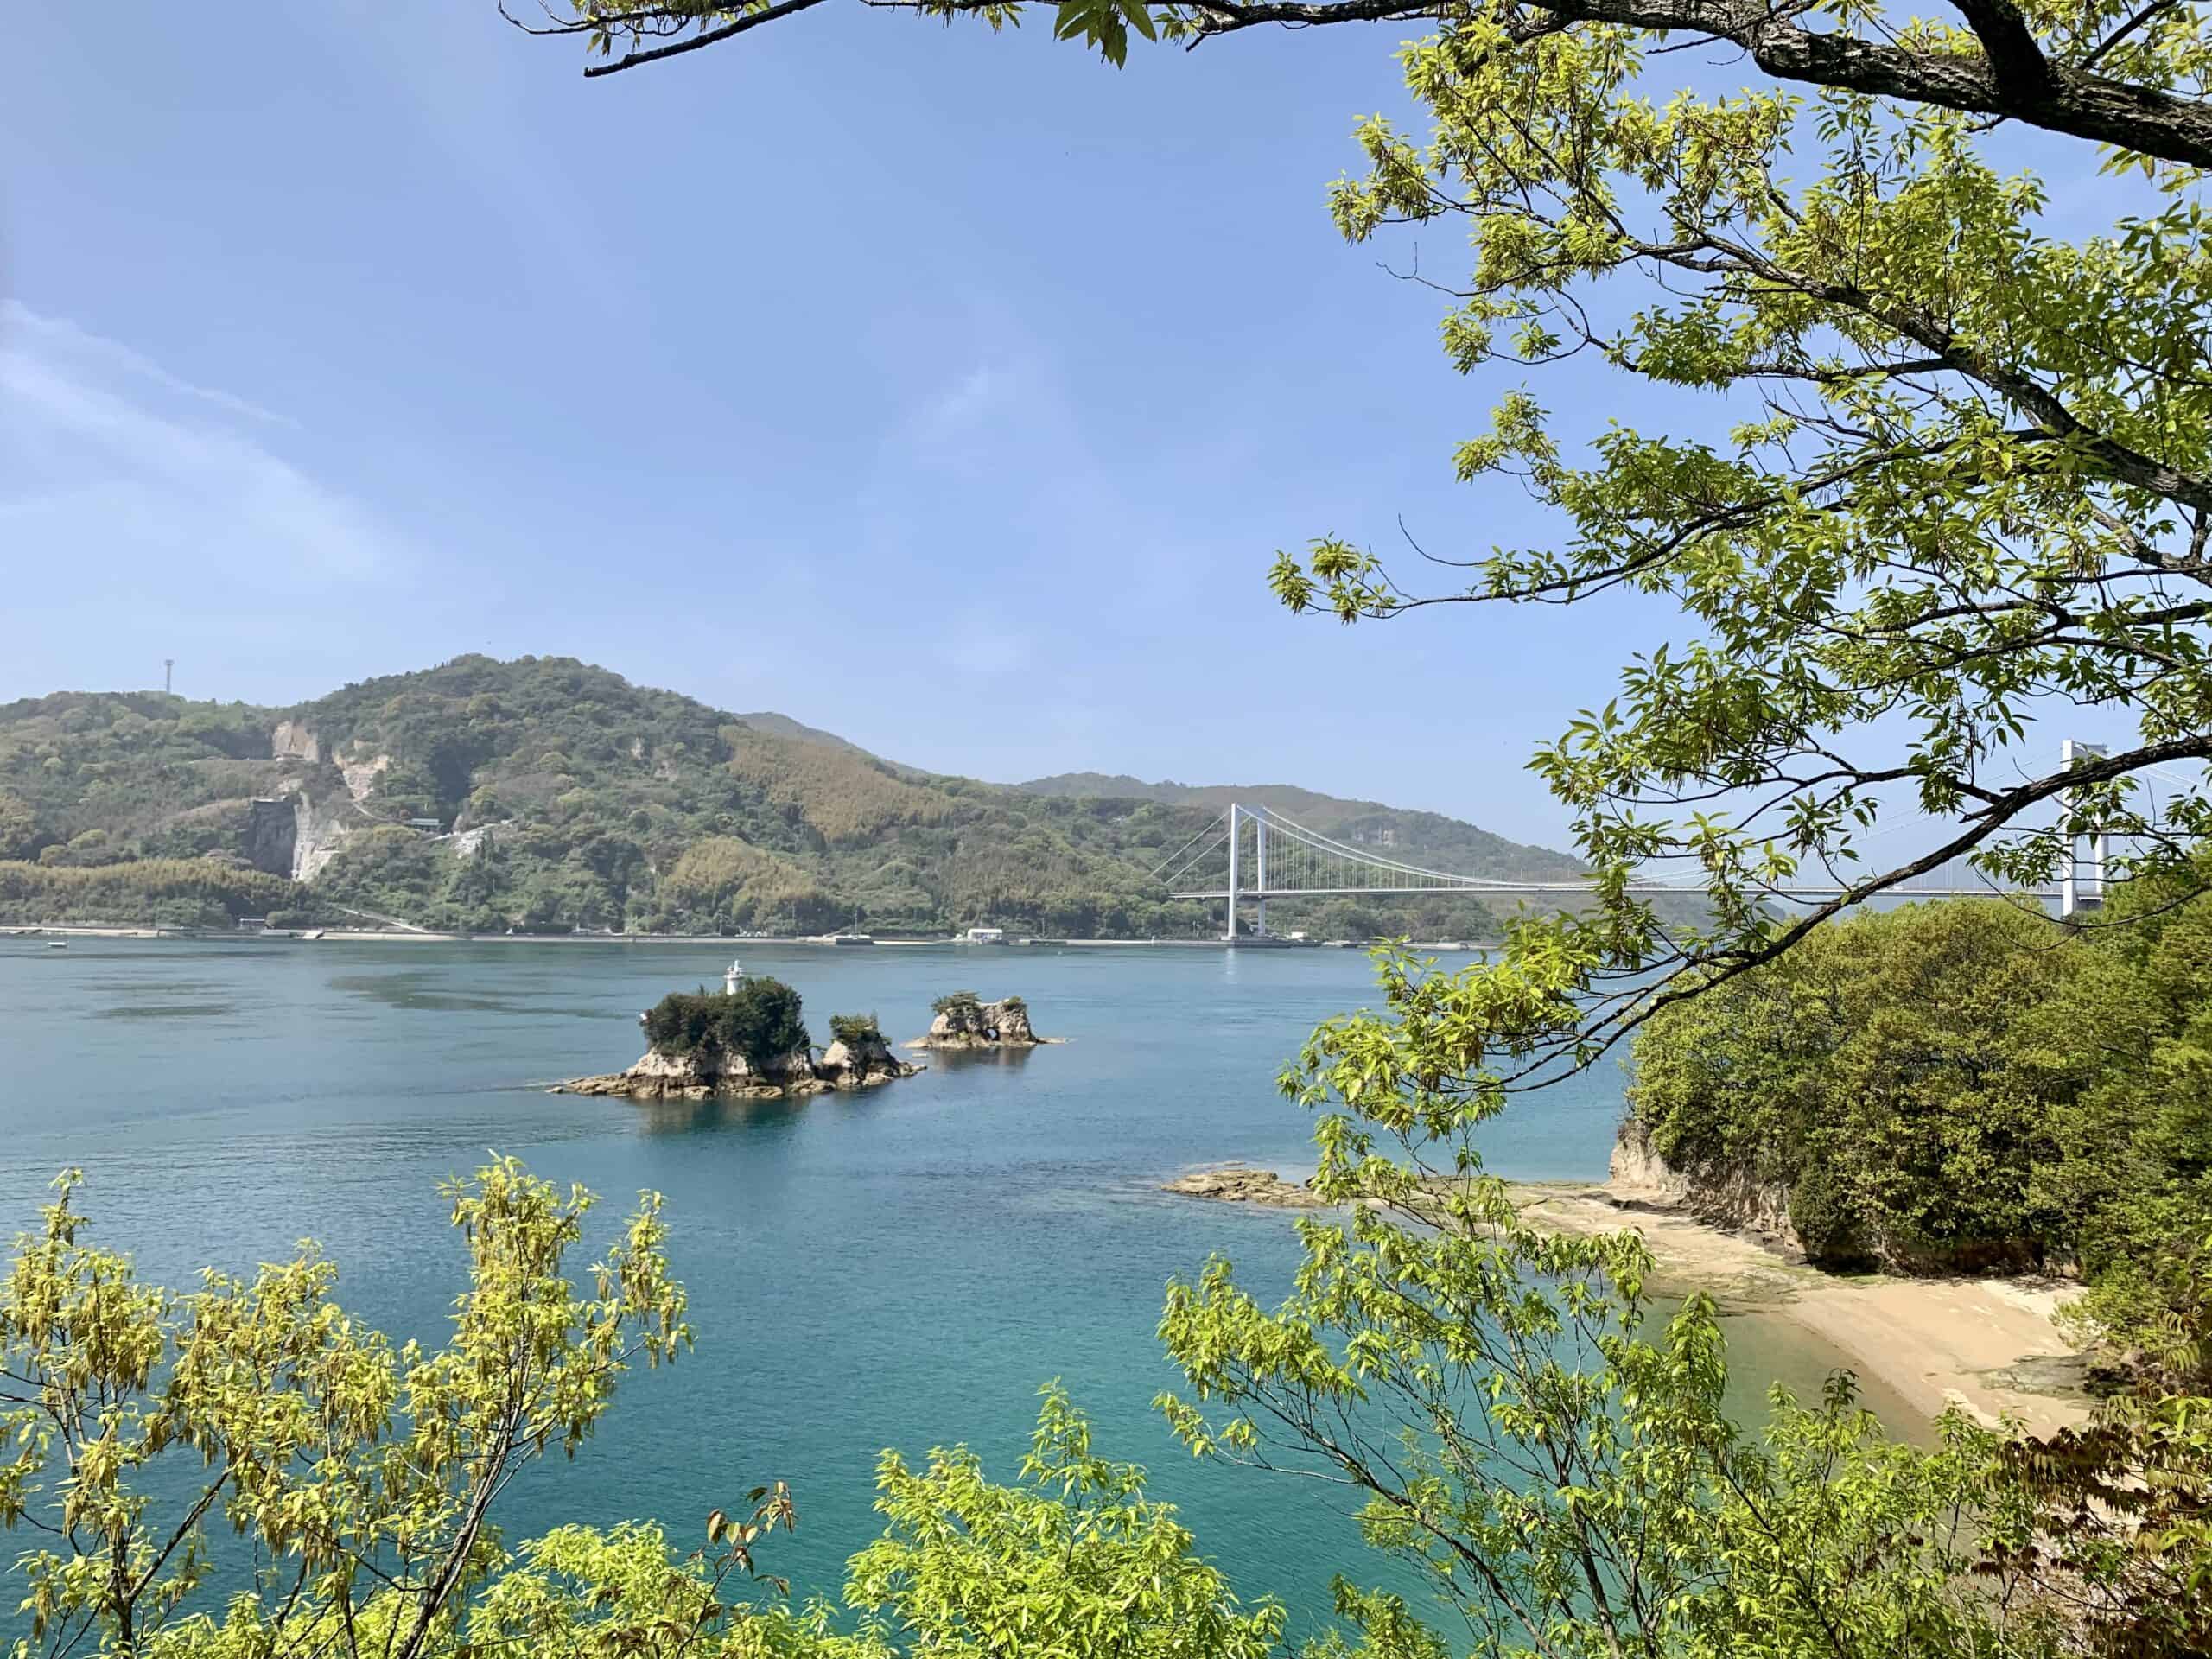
[
  {"left": 1504, "top": 1182, "right": 2091, "bottom": 1436},
  {"left": 1, "top": 925, "right": 1500, "bottom": 951},
  {"left": 1160, "top": 1164, "right": 2091, "bottom": 1437}
]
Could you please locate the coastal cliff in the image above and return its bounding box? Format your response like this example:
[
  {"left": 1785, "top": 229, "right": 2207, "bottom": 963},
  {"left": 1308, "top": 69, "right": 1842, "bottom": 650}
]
[
  {"left": 1607, "top": 1117, "right": 1801, "bottom": 1253},
  {"left": 1608, "top": 1115, "right": 2054, "bottom": 1274},
  {"left": 909, "top": 993, "right": 1043, "bottom": 1050}
]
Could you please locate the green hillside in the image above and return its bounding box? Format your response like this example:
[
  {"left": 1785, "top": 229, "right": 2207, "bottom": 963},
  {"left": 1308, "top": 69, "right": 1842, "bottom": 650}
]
[{"left": 0, "top": 657, "right": 1582, "bottom": 936}]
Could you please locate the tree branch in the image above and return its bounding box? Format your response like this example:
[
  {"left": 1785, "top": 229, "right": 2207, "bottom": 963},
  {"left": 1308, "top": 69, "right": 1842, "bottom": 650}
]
[{"left": 1184, "top": 0, "right": 2212, "bottom": 168}]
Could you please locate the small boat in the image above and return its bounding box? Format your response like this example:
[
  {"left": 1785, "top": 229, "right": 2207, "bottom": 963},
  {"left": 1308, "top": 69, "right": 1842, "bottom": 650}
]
[{"left": 46, "top": 940, "right": 67, "bottom": 950}]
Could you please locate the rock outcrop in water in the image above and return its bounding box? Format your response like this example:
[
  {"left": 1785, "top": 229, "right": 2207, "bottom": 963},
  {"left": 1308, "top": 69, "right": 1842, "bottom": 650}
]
[
  {"left": 556, "top": 1040, "right": 833, "bottom": 1100},
  {"left": 556, "top": 1017, "right": 919, "bottom": 1101},
  {"left": 908, "top": 992, "right": 1044, "bottom": 1050},
  {"left": 1160, "top": 1165, "right": 1326, "bottom": 1208},
  {"left": 817, "top": 1026, "right": 921, "bottom": 1088}
]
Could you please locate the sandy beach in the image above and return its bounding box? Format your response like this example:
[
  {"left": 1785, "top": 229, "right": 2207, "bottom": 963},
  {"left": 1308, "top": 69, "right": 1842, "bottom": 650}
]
[{"left": 1506, "top": 1182, "right": 2090, "bottom": 1436}]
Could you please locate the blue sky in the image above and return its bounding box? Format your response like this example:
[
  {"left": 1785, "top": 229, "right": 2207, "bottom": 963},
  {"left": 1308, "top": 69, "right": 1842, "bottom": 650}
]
[{"left": 0, "top": 1, "right": 2133, "bottom": 850}]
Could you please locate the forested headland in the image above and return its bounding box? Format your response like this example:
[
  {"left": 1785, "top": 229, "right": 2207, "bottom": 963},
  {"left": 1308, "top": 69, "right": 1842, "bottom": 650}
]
[{"left": 0, "top": 656, "right": 1573, "bottom": 936}]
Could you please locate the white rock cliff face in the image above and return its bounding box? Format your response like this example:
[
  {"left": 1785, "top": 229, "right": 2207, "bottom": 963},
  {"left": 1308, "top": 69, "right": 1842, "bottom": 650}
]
[
  {"left": 1608, "top": 1118, "right": 1801, "bottom": 1252},
  {"left": 340, "top": 753, "right": 393, "bottom": 804},
  {"left": 270, "top": 720, "right": 321, "bottom": 764},
  {"left": 289, "top": 792, "right": 354, "bottom": 883}
]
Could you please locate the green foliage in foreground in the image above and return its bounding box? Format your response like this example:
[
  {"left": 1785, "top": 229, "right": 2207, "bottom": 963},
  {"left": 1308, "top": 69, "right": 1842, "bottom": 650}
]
[
  {"left": 428, "top": 1389, "right": 1290, "bottom": 1659},
  {"left": 0, "top": 1160, "right": 687, "bottom": 1659},
  {"left": 1160, "top": 940, "right": 2212, "bottom": 1659},
  {"left": 641, "top": 979, "right": 811, "bottom": 1068},
  {"left": 1629, "top": 889, "right": 2212, "bottom": 1381},
  {"left": 5, "top": 1144, "right": 2208, "bottom": 1659}
]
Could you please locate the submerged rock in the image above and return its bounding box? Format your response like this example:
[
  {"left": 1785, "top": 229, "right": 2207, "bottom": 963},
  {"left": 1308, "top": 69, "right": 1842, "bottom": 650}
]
[
  {"left": 1160, "top": 1166, "right": 1326, "bottom": 1208},
  {"left": 908, "top": 994, "right": 1044, "bottom": 1050}
]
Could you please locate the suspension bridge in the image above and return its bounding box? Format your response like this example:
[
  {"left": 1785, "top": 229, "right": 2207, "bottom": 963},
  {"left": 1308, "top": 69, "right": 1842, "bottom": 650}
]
[{"left": 1150, "top": 740, "right": 2156, "bottom": 941}]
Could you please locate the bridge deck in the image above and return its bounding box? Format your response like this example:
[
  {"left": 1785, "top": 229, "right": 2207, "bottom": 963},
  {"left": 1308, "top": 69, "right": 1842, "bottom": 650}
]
[{"left": 1171, "top": 885, "right": 2062, "bottom": 899}]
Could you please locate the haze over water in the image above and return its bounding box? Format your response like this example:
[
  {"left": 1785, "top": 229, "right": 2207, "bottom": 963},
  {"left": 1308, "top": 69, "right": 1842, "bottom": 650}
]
[{"left": 0, "top": 938, "right": 1863, "bottom": 1637}]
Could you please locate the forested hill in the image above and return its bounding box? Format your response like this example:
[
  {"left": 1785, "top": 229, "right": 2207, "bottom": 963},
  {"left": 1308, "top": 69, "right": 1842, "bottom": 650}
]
[{"left": 0, "top": 656, "right": 1581, "bottom": 935}]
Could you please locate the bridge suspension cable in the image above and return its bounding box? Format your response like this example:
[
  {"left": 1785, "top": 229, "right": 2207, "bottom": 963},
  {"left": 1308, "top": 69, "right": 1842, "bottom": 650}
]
[{"left": 1161, "top": 779, "right": 2105, "bottom": 942}]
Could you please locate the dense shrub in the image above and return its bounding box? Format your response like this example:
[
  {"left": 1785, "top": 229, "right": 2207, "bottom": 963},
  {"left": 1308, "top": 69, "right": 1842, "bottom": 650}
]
[
  {"left": 1629, "top": 899, "right": 2098, "bottom": 1268},
  {"left": 642, "top": 979, "right": 810, "bottom": 1069},
  {"left": 931, "top": 990, "right": 981, "bottom": 1019},
  {"left": 828, "top": 1013, "right": 882, "bottom": 1046},
  {"left": 1630, "top": 889, "right": 2212, "bottom": 1376},
  {"left": 0, "top": 858, "right": 302, "bottom": 925}
]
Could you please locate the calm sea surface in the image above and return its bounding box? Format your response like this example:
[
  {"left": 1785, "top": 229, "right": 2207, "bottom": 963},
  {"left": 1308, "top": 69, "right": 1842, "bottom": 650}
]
[{"left": 0, "top": 938, "right": 1878, "bottom": 1637}]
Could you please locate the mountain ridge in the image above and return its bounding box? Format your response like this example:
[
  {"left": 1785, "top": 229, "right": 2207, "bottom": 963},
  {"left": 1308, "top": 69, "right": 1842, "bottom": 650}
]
[{"left": 0, "top": 656, "right": 1581, "bottom": 935}]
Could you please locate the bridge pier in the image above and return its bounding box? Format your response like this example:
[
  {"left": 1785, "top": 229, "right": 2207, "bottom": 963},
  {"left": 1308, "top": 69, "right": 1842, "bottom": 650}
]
[
  {"left": 2060, "top": 738, "right": 2108, "bottom": 918},
  {"left": 1255, "top": 806, "right": 1267, "bottom": 938},
  {"left": 1224, "top": 803, "right": 1240, "bottom": 941}
]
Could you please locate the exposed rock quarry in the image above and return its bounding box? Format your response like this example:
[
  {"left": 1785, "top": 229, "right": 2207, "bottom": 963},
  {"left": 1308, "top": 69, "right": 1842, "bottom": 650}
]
[
  {"left": 1160, "top": 1166, "right": 1326, "bottom": 1208},
  {"left": 270, "top": 720, "right": 321, "bottom": 763},
  {"left": 442, "top": 823, "right": 501, "bottom": 860},
  {"left": 907, "top": 995, "right": 1044, "bottom": 1050},
  {"left": 1608, "top": 1117, "right": 1801, "bottom": 1252},
  {"left": 244, "top": 798, "right": 301, "bottom": 878},
  {"left": 241, "top": 788, "right": 355, "bottom": 883},
  {"left": 556, "top": 1033, "right": 919, "bottom": 1100},
  {"left": 340, "top": 753, "right": 393, "bottom": 804}
]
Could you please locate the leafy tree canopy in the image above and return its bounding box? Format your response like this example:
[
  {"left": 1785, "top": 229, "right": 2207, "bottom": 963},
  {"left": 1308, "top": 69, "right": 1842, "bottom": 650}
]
[
  {"left": 1627, "top": 890, "right": 2212, "bottom": 1379},
  {"left": 826, "top": 1012, "right": 883, "bottom": 1046},
  {"left": 643, "top": 979, "right": 813, "bottom": 1067},
  {"left": 0, "top": 1159, "right": 686, "bottom": 1659}
]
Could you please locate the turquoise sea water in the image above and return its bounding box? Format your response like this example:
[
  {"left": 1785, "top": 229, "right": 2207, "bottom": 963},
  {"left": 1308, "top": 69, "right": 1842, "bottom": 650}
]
[{"left": 0, "top": 937, "right": 1875, "bottom": 1639}]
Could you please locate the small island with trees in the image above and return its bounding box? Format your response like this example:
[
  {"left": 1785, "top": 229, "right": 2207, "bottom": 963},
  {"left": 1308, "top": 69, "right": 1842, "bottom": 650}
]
[
  {"left": 556, "top": 976, "right": 921, "bottom": 1098},
  {"left": 906, "top": 990, "right": 1047, "bottom": 1050},
  {"left": 556, "top": 981, "right": 1057, "bottom": 1099}
]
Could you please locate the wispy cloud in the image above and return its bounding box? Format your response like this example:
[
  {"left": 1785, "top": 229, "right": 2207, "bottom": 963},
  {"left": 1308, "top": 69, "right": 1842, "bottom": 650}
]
[
  {"left": 909, "top": 363, "right": 1020, "bottom": 456},
  {"left": 0, "top": 301, "right": 397, "bottom": 583},
  {"left": 3, "top": 303, "right": 295, "bottom": 427}
]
